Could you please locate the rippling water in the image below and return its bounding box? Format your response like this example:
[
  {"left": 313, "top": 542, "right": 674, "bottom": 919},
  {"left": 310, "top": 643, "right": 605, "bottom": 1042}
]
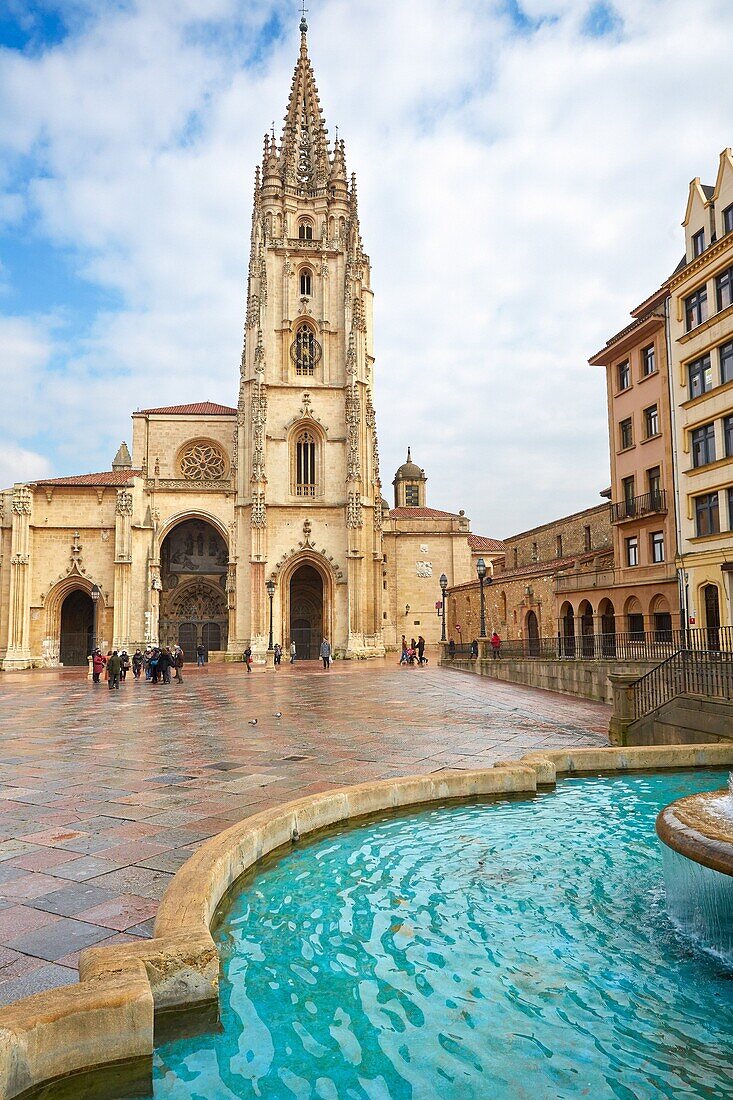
[{"left": 151, "top": 770, "right": 733, "bottom": 1099}]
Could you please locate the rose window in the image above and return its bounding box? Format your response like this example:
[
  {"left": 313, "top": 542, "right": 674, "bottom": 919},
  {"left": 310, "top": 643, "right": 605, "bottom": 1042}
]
[{"left": 180, "top": 442, "right": 227, "bottom": 481}]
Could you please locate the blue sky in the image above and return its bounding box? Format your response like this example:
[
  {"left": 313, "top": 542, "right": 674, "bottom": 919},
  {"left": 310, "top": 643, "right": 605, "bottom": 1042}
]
[{"left": 1, "top": 0, "right": 732, "bottom": 537}]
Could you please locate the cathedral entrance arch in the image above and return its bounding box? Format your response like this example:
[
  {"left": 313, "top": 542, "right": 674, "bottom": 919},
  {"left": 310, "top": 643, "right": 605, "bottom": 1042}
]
[
  {"left": 288, "top": 563, "right": 325, "bottom": 660},
  {"left": 59, "top": 590, "right": 94, "bottom": 666},
  {"left": 159, "top": 518, "right": 229, "bottom": 653}
]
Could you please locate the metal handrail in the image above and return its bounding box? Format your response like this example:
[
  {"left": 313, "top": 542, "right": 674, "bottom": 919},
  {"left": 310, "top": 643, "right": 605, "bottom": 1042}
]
[
  {"left": 610, "top": 489, "right": 667, "bottom": 523},
  {"left": 630, "top": 648, "right": 733, "bottom": 720}
]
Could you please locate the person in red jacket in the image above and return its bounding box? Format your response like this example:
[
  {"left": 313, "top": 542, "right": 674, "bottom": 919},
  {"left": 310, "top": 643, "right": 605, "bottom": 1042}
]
[
  {"left": 490, "top": 631, "right": 501, "bottom": 659},
  {"left": 91, "top": 649, "right": 106, "bottom": 684}
]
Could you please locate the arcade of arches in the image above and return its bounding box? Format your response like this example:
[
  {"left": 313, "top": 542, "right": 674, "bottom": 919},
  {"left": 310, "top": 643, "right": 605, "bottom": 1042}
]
[{"left": 159, "top": 519, "right": 229, "bottom": 652}]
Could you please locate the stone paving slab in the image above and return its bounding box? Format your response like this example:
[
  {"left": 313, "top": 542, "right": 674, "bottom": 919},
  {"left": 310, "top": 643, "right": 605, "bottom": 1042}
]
[{"left": 0, "top": 659, "right": 609, "bottom": 1004}]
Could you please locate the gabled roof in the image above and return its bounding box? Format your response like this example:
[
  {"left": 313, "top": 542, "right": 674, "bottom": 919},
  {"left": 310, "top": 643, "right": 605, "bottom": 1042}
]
[
  {"left": 134, "top": 402, "right": 237, "bottom": 416},
  {"left": 467, "top": 534, "right": 506, "bottom": 553},
  {"left": 33, "top": 470, "right": 141, "bottom": 487},
  {"left": 389, "top": 507, "right": 464, "bottom": 521}
]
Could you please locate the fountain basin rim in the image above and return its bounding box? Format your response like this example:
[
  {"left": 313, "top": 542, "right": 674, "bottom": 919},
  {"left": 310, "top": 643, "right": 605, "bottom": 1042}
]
[
  {"left": 656, "top": 790, "right": 733, "bottom": 878},
  {"left": 3, "top": 741, "right": 733, "bottom": 1100}
]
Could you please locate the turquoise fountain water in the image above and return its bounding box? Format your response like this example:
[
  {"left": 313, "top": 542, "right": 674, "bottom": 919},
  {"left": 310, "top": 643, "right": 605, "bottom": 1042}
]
[{"left": 150, "top": 770, "right": 733, "bottom": 1099}]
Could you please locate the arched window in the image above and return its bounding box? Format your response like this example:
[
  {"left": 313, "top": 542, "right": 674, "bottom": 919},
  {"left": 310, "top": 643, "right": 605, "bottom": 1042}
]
[
  {"left": 299, "top": 268, "right": 312, "bottom": 297},
  {"left": 298, "top": 220, "right": 313, "bottom": 240},
  {"left": 291, "top": 324, "right": 321, "bottom": 377},
  {"left": 296, "top": 430, "right": 317, "bottom": 497}
]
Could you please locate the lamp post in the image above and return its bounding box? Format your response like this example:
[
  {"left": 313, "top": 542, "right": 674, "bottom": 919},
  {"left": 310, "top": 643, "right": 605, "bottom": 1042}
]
[
  {"left": 266, "top": 579, "right": 275, "bottom": 652},
  {"left": 439, "top": 573, "right": 448, "bottom": 643},
  {"left": 476, "top": 558, "right": 487, "bottom": 639}
]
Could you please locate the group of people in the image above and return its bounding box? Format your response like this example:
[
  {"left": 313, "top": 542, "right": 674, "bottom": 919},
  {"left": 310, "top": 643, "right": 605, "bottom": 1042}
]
[
  {"left": 267, "top": 639, "right": 331, "bottom": 668},
  {"left": 91, "top": 645, "right": 185, "bottom": 688},
  {"left": 399, "top": 635, "right": 427, "bottom": 666}
]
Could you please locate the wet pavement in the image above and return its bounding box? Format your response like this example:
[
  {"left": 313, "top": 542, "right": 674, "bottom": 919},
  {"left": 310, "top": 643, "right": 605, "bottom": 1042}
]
[{"left": 0, "top": 659, "right": 609, "bottom": 1004}]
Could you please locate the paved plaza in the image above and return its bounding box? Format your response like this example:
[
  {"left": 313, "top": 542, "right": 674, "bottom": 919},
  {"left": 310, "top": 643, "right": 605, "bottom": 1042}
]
[{"left": 0, "top": 661, "right": 609, "bottom": 1006}]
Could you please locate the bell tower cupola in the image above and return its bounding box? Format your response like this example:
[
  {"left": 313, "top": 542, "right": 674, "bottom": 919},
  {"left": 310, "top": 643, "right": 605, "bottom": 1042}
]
[{"left": 393, "top": 448, "right": 427, "bottom": 508}]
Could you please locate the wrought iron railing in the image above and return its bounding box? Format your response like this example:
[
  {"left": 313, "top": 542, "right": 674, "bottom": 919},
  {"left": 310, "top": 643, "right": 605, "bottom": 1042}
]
[
  {"left": 631, "top": 648, "right": 733, "bottom": 720},
  {"left": 610, "top": 490, "right": 667, "bottom": 523},
  {"left": 445, "top": 627, "right": 732, "bottom": 663}
]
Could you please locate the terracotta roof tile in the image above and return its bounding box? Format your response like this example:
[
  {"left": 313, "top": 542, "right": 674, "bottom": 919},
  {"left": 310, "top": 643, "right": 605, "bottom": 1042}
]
[
  {"left": 389, "top": 507, "right": 464, "bottom": 520},
  {"left": 135, "top": 402, "right": 237, "bottom": 416},
  {"left": 33, "top": 470, "right": 141, "bottom": 487},
  {"left": 468, "top": 533, "right": 506, "bottom": 552}
]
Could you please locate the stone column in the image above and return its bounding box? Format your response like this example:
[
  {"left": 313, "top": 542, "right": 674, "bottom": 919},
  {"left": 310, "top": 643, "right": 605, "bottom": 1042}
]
[
  {"left": 608, "top": 672, "right": 638, "bottom": 745},
  {"left": 1, "top": 486, "right": 33, "bottom": 669},
  {"left": 113, "top": 489, "right": 133, "bottom": 649}
]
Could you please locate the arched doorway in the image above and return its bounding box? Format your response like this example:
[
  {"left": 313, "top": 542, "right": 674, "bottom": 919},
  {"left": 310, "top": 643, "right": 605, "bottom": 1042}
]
[
  {"left": 159, "top": 518, "right": 229, "bottom": 653},
  {"left": 526, "top": 610, "right": 540, "bottom": 656},
  {"left": 289, "top": 564, "right": 323, "bottom": 660},
  {"left": 59, "top": 590, "right": 94, "bottom": 666},
  {"left": 579, "top": 600, "right": 595, "bottom": 658},
  {"left": 650, "top": 595, "right": 673, "bottom": 645},
  {"left": 703, "top": 584, "right": 720, "bottom": 651},
  {"left": 599, "top": 598, "right": 616, "bottom": 657},
  {"left": 559, "top": 602, "right": 575, "bottom": 658}
]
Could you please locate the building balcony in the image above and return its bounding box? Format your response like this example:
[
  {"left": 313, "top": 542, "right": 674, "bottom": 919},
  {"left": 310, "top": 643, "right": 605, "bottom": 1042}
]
[
  {"left": 610, "top": 490, "right": 667, "bottom": 524},
  {"left": 555, "top": 569, "right": 616, "bottom": 593}
]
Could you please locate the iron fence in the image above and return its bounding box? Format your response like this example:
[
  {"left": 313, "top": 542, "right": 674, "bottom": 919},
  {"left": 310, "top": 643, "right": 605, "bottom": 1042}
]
[
  {"left": 631, "top": 648, "right": 733, "bottom": 720},
  {"left": 610, "top": 489, "right": 667, "bottom": 523},
  {"left": 445, "top": 627, "right": 732, "bottom": 663}
]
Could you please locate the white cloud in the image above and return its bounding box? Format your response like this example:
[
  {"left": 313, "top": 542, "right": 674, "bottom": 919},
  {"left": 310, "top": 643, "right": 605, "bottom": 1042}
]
[
  {"left": 0, "top": 0, "right": 732, "bottom": 534},
  {"left": 0, "top": 443, "right": 52, "bottom": 488}
]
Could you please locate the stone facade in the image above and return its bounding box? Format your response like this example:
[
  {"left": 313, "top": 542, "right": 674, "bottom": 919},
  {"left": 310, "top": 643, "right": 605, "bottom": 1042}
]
[
  {"left": 447, "top": 503, "right": 612, "bottom": 647},
  {"left": 0, "top": 26, "right": 494, "bottom": 669}
]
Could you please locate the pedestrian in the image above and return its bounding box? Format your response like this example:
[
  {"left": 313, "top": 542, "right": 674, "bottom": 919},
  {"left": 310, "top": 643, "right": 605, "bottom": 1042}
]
[
  {"left": 143, "top": 647, "right": 153, "bottom": 680},
  {"left": 290, "top": 640, "right": 296, "bottom": 664},
  {"left": 244, "top": 645, "right": 252, "bottom": 672},
  {"left": 490, "top": 631, "right": 501, "bottom": 659},
  {"left": 470, "top": 639, "right": 479, "bottom": 659},
  {"left": 320, "top": 638, "right": 331, "bottom": 669},
  {"left": 91, "top": 649, "right": 106, "bottom": 684},
  {"left": 107, "top": 649, "right": 122, "bottom": 691},
  {"left": 160, "top": 647, "right": 173, "bottom": 684},
  {"left": 196, "top": 642, "right": 206, "bottom": 667},
  {"left": 448, "top": 639, "right": 456, "bottom": 658},
  {"left": 274, "top": 643, "right": 282, "bottom": 667},
  {"left": 149, "top": 648, "right": 160, "bottom": 684},
  {"left": 119, "top": 651, "right": 130, "bottom": 681},
  {"left": 399, "top": 635, "right": 408, "bottom": 665},
  {"left": 132, "top": 649, "right": 143, "bottom": 679},
  {"left": 104, "top": 650, "right": 112, "bottom": 681},
  {"left": 173, "top": 645, "right": 184, "bottom": 683},
  {"left": 417, "top": 635, "right": 426, "bottom": 665}
]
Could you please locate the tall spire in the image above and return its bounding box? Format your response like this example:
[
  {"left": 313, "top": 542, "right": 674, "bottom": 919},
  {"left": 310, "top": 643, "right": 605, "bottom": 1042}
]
[{"left": 279, "top": 11, "right": 329, "bottom": 192}]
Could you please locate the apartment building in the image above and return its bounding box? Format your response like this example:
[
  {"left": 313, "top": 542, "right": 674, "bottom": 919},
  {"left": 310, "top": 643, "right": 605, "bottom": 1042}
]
[
  {"left": 669, "top": 149, "right": 733, "bottom": 639},
  {"left": 588, "top": 283, "right": 679, "bottom": 636}
]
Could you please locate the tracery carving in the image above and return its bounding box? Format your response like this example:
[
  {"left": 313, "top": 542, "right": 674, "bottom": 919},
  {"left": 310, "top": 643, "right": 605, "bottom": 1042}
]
[
  {"left": 345, "top": 383, "right": 361, "bottom": 483},
  {"left": 251, "top": 492, "right": 267, "bottom": 528},
  {"left": 12, "top": 487, "right": 32, "bottom": 516},
  {"left": 179, "top": 441, "right": 227, "bottom": 482},
  {"left": 169, "top": 582, "right": 227, "bottom": 621},
  {"left": 347, "top": 490, "right": 363, "bottom": 529},
  {"left": 116, "top": 490, "right": 133, "bottom": 516},
  {"left": 251, "top": 332, "right": 268, "bottom": 483}
]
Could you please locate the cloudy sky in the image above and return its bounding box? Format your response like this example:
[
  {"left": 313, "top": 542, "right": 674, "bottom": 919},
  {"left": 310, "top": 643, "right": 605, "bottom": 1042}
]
[{"left": 1, "top": 0, "right": 731, "bottom": 537}]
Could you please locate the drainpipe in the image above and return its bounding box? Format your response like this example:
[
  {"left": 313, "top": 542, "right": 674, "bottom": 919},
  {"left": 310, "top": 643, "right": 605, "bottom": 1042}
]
[{"left": 664, "top": 293, "right": 688, "bottom": 642}]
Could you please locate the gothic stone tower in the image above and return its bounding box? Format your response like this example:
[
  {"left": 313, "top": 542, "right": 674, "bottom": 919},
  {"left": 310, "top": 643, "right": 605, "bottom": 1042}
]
[{"left": 234, "top": 17, "right": 385, "bottom": 659}]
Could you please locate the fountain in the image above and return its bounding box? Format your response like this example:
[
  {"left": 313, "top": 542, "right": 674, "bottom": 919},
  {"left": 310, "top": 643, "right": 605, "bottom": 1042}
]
[{"left": 657, "top": 772, "right": 733, "bottom": 966}]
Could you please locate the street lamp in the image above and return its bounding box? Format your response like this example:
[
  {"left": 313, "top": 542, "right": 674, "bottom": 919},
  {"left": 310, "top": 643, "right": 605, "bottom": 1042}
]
[
  {"left": 90, "top": 584, "right": 101, "bottom": 653},
  {"left": 439, "top": 573, "right": 448, "bottom": 643},
  {"left": 476, "top": 557, "right": 488, "bottom": 639},
  {"left": 266, "top": 579, "right": 275, "bottom": 652}
]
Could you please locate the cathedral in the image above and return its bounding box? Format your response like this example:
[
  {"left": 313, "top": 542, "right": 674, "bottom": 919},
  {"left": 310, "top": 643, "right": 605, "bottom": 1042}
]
[{"left": 0, "top": 19, "right": 489, "bottom": 669}]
